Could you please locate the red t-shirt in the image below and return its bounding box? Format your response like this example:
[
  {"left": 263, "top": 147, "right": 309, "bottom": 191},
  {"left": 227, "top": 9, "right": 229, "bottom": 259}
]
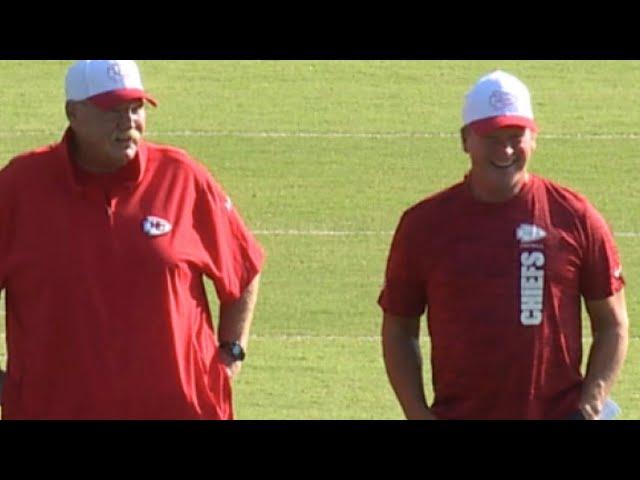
[
  {"left": 0, "top": 130, "right": 265, "bottom": 419},
  {"left": 378, "top": 174, "right": 624, "bottom": 420}
]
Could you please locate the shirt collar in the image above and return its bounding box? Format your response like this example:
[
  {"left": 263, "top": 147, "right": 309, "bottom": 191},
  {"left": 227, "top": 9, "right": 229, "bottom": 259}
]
[{"left": 58, "top": 127, "right": 149, "bottom": 193}]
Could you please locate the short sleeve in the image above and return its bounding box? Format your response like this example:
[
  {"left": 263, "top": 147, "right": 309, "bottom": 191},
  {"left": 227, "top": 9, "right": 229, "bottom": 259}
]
[
  {"left": 193, "top": 173, "right": 265, "bottom": 304},
  {"left": 579, "top": 202, "right": 625, "bottom": 300},
  {"left": 0, "top": 163, "right": 14, "bottom": 292},
  {"left": 378, "top": 211, "right": 427, "bottom": 317}
]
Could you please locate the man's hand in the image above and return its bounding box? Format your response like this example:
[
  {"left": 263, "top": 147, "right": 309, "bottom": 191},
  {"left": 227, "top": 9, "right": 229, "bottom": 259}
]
[
  {"left": 578, "top": 380, "right": 607, "bottom": 419},
  {"left": 218, "top": 350, "right": 243, "bottom": 381}
]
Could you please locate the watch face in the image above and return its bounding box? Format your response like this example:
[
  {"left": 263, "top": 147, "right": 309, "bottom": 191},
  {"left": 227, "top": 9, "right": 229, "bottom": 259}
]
[{"left": 226, "top": 342, "right": 245, "bottom": 361}]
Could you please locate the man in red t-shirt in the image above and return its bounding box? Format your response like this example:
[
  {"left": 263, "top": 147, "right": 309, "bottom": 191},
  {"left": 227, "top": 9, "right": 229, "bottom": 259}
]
[
  {"left": 0, "top": 60, "right": 265, "bottom": 419},
  {"left": 379, "top": 70, "right": 629, "bottom": 420}
]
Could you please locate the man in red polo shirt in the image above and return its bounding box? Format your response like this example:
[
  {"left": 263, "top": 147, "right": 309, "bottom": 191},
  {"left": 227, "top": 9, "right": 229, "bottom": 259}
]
[
  {"left": 0, "top": 60, "right": 265, "bottom": 419},
  {"left": 379, "top": 70, "right": 629, "bottom": 420}
]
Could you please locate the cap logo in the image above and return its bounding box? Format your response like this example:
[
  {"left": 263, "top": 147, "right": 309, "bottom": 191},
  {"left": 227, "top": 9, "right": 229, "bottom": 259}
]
[
  {"left": 489, "top": 90, "right": 517, "bottom": 112},
  {"left": 141, "top": 216, "right": 172, "bottom": 237},
  {"left": 107, "top": 63, "right": 124, "bottom": 81}
]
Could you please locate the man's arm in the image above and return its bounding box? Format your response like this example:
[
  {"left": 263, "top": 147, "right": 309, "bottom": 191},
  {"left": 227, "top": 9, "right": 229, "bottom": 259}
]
[
  {"left": 381, "top": 312, "right": 437, "bottom": 420},
  {"left": 217, "top": 274, "right": 261, "bottom": 380},
  {"left": 580, "top": 289, "right": 629, "bottom": 419}
]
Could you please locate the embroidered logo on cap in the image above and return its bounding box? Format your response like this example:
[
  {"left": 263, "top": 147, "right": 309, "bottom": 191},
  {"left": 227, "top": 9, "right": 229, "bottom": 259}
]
[
  {"left": 141, "top": 216, "right": 172, "bottom": 237},
  {"left": 489, "top": 90, "right": 518, "bottom": 112},
  {"left": 107, "top": 64, "right": 123, "bottom": 81}
]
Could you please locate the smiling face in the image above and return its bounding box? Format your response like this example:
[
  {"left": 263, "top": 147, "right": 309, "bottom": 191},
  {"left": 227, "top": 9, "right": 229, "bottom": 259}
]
[
  {"left": 462, "top": 125, "right": 537, "bottom": 202},
  {"left": 66, "top": 98, "right": 146, "bottom": 172}
]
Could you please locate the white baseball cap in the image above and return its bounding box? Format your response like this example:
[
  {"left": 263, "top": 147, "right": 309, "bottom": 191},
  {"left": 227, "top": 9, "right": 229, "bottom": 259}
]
[
  {"left": 65, "top": 60, "right": 158, "bottom": 111},
  {"left": 462, "top": 70, "right": 537, "bottom": 136}
]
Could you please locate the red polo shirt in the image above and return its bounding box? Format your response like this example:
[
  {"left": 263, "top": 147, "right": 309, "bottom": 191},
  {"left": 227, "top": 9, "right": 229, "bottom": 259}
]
[{"left": 0, "top": 129, "right": 265, "bottom": 419}]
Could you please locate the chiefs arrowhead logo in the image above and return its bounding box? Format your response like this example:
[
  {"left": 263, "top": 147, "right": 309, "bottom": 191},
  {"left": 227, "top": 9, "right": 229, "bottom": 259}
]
[
  {"left": 516, "top": 223, "right": 547, "bottom": 243},
  {"left": 141, "top": 216, "right": 172, "bottom": 237}
]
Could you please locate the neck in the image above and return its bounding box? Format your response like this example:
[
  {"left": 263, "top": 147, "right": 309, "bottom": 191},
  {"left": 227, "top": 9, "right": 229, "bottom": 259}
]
[{"left": 468, "top": 170, "right": 530, "bottom": 203}]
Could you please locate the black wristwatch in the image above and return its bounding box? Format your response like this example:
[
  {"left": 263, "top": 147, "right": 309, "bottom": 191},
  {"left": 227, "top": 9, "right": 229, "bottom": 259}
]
[{"left": 220, "top": 341, "right": 246, "bottom": 361}]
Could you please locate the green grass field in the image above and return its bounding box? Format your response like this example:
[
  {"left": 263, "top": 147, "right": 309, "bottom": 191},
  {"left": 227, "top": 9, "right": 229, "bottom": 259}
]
[{"left": 0, "top": 60, "right": 638, "bottom": 419}]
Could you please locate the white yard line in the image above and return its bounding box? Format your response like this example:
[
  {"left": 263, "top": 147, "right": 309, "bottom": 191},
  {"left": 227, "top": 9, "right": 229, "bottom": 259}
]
[
  {"left": 0, "top": 332, "right": 637, "bottom": 343},
  {"left": 151, "top": 131, "right": 640, "bottom": 140},
  {"left": 254, "top": 230, "right": 394, "bottom": 236},
  {"left": 254, "top": 230, "right": 639, "bottom": 238},
  {"left": 249, "top": 335, "right": 640, "bottom": 342},
  {"left": 4, "top": 130, "right": 640, "bottom": 140}
]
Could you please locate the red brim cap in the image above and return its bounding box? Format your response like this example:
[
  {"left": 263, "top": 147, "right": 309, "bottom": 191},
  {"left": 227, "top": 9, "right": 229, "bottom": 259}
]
[
  {"left": 87, "top": 88, "right": 158, "bottom": 111},
  {"left": 469, "top": 115, "right": 538, "bottom": 136}
]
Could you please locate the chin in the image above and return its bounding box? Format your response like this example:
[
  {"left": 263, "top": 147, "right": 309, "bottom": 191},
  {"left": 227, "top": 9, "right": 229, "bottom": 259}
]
[{"left": 111, "top": 147, "right": 137, "bottom": 164}]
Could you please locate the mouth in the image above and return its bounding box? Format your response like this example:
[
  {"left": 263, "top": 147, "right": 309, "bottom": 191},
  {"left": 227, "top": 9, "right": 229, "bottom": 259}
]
[
  {"left": 114, "top": 130, "right": 141, "bottom": 146},
  {"left": 490, "top": 158, "right": 518, "bottom": 169}
]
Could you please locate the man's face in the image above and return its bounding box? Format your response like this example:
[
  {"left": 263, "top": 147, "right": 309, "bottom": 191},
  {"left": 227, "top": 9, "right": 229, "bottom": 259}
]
[
  {"left": 67, "top": 99, "right": 146, "bottom": 171},
  {"left": 463, "top": 125, "right": 537, "bottom": 184}
]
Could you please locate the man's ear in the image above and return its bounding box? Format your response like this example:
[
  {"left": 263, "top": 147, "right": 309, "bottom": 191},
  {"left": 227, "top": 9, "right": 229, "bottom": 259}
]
[
  {"left": 530, "top": 131, "right": 538, "bottom": 152},
  {"left": 461, "top": 126, "right": 470, "bottom": 153},
  {"left": 65, "top": 101, "right": 78, "bottom": 123}
]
